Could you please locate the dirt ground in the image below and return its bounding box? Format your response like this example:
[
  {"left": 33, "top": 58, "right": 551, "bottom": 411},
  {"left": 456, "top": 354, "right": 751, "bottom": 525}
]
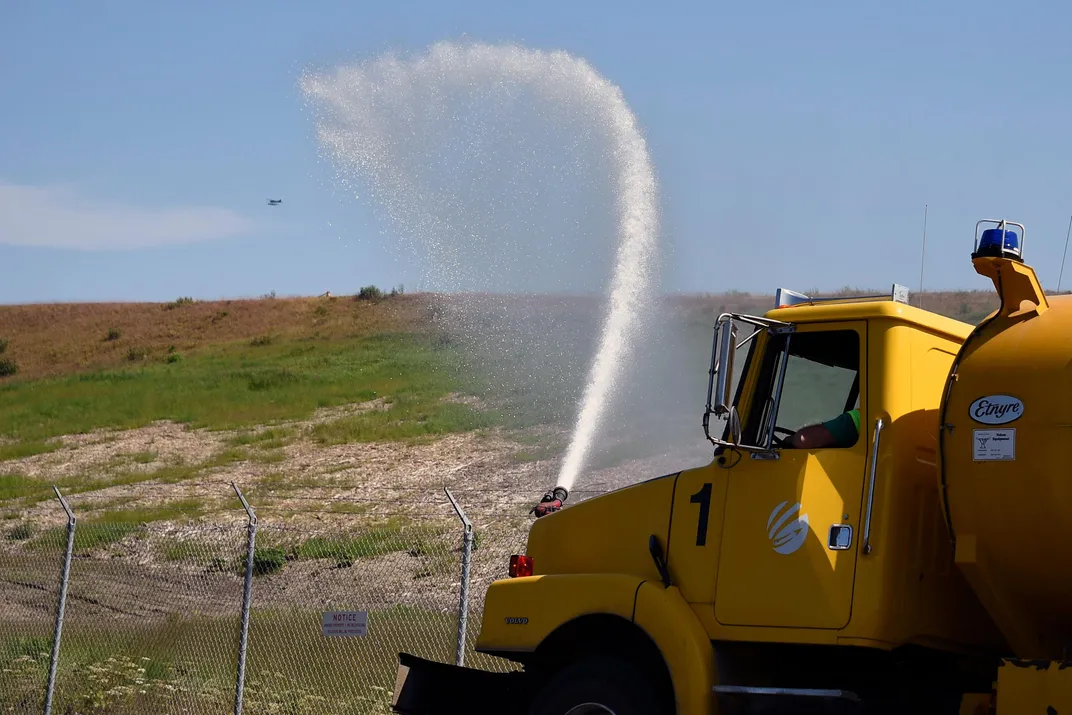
[{"left": 0, "top": 399, "right": 714, "bottom": 630}]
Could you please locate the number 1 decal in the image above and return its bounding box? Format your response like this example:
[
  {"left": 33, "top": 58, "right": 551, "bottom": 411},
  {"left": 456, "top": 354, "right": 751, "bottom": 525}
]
[{"left": 690, "top": 483, "right": 712, "bottom": 546}]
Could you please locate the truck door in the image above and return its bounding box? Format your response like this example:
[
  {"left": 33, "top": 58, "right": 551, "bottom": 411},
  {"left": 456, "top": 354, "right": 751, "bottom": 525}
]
[{"left": 714, "top": 321, "right": 868, "bottom": 630}]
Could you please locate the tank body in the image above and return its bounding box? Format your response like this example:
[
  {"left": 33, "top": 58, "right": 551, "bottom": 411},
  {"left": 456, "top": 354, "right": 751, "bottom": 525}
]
[{"left": 939, "top": 254, "right": 1072, "bottom": 658}]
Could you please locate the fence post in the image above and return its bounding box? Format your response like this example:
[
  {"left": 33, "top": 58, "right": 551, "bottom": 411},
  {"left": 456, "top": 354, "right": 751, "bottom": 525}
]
[
  {"left": 444, "top": 488, "right": 473, "bottom": 667},
  {"left": 44, "top": 486, "right": 75, "bottom": 715},
  {"left": 232, "top": 482, "right": 257, "bottom": 715}
]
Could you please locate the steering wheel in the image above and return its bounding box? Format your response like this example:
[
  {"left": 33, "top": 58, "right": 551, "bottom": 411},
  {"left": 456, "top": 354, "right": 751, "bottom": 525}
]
[{"left": 772, "top": 426, "right": 795, "bottom": 447}]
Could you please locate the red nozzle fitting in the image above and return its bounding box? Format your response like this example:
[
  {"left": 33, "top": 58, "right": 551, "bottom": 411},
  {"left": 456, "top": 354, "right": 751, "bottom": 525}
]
[{"left": 531, "top": 487, "right": 568, "bottom": 518}]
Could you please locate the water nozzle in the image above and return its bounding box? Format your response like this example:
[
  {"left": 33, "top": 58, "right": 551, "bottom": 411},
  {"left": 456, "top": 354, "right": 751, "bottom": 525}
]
[{"left": 531, "top": 486, "right": 569, "bottom": 518}]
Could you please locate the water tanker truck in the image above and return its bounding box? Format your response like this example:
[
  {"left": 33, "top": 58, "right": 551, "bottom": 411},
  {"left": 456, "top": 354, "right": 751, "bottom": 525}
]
[{"left": 391, "top": 218, "right": 1072, "bottom": 714}]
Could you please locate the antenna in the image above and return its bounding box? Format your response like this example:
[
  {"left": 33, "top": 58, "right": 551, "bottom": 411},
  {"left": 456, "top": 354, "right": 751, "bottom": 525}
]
[
  {"left": 917, "top": 204, "right": 928, "bottom": 308},
  {"left": 1059, "top": 214, "right": 1072, "bottom": 293}
]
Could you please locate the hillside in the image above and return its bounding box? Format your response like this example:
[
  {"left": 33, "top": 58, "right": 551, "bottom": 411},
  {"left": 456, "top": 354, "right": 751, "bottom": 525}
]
[{"left": 0, "top": 287, "right": 1005, "bottom": 382}]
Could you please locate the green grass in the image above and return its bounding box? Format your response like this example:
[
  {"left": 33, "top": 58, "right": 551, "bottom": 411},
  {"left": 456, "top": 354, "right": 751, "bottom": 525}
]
[
  {"left": 0, "top": 439, "right": 62, "bottom": 462},
  {"left": 130, "top": 450, "right": 158, "bottom": 464},
  {"left": 0, "top": 460, "right": 213, "bottom": 509},
  {"left": 226, "top": 426, "right": 297, "bottom": 450},
  {"left": 27, "top": 498, "right": 208, "bottom": 551},
  {"left": 311, "top": 398, "right": 496, "bottom": 445},
  {"left": 0, "top": 331, "right": 494, "bottom": 446},
  {"left": 243, "top": 519, "right": 451, "bottom": 573},
  {"left": 328, "top": 501, "right": 369, "bottom": 515}
]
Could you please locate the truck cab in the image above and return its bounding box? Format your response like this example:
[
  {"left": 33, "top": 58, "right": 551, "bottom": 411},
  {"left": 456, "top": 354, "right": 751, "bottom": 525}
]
[{"left": 394, "top": 284, "right": 1006, "bottom": 715}]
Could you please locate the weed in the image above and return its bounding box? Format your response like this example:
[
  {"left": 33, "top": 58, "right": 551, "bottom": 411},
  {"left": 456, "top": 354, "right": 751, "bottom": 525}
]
[
  {"left": 0, "top": 338, "right": 7, "bottom": 354},
  {"left": 166, "top": 352, "right": 182, "bottom": 364},
  {"left": 313, "top": 304, "right": 329, "bottom": 317},
  {"left": 6, "top": 522, "right": 34, "bottom": 540},
  {"left": 249, "top": 334, "right": 274, "bottom": 347},
  {"left": 126, "top": 346, "right": 148, "bottom": 361},
  {"left": 0, "top": 358, "right": 18, "bottom": 377},
  {"left": 104, "top": 327, "right": 121, "bottom": 342}
]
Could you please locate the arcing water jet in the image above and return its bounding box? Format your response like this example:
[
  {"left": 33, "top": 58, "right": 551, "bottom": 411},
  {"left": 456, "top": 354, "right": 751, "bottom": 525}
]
[{"left": 300, "top": 42, "right": 660, "bottom": 505}]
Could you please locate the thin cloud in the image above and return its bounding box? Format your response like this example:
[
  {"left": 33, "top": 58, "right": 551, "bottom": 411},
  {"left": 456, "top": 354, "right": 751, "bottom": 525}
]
[{"left": 0, "top": 181, "right": 256, "bottom": 250}]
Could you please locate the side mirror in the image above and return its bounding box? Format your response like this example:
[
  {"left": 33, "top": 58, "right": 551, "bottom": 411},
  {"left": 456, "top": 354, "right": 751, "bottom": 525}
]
[{"left": 706, "top": 318, "right": 738, "bottom": 418}]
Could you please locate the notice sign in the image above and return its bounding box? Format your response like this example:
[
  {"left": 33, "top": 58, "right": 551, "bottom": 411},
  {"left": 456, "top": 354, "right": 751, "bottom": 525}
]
[
  {"left": 322, "top": 611, "right": 368, "bottom": 637},
  {"left": 973, "top": 429, "right": 1015, "bottom": 461}
]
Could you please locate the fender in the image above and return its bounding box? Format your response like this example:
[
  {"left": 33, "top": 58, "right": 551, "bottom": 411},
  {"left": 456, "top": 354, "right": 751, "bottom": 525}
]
[
  {"left": 633, "top": 582, "right": 718, "bottom": 715},
  {"left": 476, "top": 573, "right": 643, "bottom": 654}
]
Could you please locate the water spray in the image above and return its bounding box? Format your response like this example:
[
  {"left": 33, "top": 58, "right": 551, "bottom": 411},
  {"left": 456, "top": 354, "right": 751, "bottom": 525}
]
[{"left": 302, "top": 42, "right": 660, "bottom": 508}]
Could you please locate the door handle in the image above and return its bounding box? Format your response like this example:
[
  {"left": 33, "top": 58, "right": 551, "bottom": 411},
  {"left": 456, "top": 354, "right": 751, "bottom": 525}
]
[{"left": 862, "top": 417, "right": 884, "bottom": 555}]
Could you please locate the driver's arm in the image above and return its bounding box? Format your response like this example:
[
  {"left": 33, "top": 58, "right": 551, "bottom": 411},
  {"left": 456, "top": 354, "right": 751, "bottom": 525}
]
[
  {"left": 789, "top": 423, "right": 837, "bottom": 449},
  {"left": 789, "top": 410, "right": 859, "bottom": 449}
]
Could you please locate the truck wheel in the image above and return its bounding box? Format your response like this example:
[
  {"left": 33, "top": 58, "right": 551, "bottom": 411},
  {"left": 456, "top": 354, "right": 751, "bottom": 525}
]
[{"left": 529, "top": 656, "right": 672, "bottom": 715}]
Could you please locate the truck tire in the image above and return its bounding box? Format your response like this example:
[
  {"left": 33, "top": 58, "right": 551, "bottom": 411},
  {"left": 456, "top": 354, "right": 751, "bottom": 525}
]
[{"left": 528, "top": 655, "right": 673, "bottom": 715}]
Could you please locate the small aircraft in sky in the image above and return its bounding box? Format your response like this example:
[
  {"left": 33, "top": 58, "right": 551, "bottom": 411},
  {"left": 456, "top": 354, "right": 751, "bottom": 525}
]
[{"left": 267, "top": 199, "right": 282, "bottom": 206}]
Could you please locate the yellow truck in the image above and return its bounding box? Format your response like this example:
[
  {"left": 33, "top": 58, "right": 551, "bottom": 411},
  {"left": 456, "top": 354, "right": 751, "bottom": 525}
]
[{"left": 392, "top": 218, "right": 1071, "bottom": 714}]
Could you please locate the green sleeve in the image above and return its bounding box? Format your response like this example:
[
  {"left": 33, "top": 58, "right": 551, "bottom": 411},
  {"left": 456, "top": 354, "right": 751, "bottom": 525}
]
[{"left": 821, "top": 410, "right": 859, "bottom": 448}]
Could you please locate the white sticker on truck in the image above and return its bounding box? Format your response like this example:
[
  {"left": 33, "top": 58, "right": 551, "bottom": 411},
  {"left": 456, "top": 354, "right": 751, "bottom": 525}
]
[{"left": 973, "top": 429, "right": 1015, "bottom": 461}]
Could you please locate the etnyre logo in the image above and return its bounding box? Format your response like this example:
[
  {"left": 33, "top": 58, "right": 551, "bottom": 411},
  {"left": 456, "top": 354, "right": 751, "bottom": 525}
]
[
  {"left": 970, "top": 395, "right": 1024, "bottom": 425},
  {"left": 767, "top": 501, "right": 809, "bottom": 555}
]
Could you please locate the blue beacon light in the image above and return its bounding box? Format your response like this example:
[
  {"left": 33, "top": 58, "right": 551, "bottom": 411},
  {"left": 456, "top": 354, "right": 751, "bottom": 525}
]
[{"left": 975, "top": 227, "right": 1022, "bottom": 260}]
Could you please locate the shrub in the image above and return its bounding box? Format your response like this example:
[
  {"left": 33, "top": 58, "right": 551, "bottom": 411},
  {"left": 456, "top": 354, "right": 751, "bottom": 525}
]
[
  {"left": 0, "top": 359, "right": 17, "bottom": 378},
  {"left": 248, "top": 546, "right": 287, "bottom": 576},
  {"left": 357, "top": 285, "right": 383, "bottom": 301},
  {"left": 0, "top": 338, "right": 7, "bottom": 354},
  {"left": 104, "top": 328, "right": 121, "bottom": 342},
  {"left": 164, "top": 297, "right": 195, "bottom": 310},
  {"left": 389, "top": 284, "right": 405, "bottom": 297}
]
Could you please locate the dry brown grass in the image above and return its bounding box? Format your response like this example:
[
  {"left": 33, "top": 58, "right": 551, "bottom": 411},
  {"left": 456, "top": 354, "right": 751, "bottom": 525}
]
[
  {"left": 0, "top": 283, "right": 1043, "bottom": 384},
  {"left": 0, "top": 293, "right": 432, "bottom": 380}
]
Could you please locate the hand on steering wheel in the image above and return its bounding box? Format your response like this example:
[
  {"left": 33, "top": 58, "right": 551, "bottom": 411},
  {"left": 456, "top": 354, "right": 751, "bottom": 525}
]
[{"left": 772, "top": 425, "right": 795, "bottom": 448}]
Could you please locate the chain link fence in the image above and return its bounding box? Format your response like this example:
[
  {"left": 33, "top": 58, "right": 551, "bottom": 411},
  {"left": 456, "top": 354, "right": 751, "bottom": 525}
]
[{"left": 0, "top": 484, "right": 535, "bottom": 714}]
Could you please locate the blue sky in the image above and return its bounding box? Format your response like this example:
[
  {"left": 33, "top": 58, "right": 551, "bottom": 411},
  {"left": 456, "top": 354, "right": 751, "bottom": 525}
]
[{"left": 2, "top": 0, "right": 1071, "bottom": 303}]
